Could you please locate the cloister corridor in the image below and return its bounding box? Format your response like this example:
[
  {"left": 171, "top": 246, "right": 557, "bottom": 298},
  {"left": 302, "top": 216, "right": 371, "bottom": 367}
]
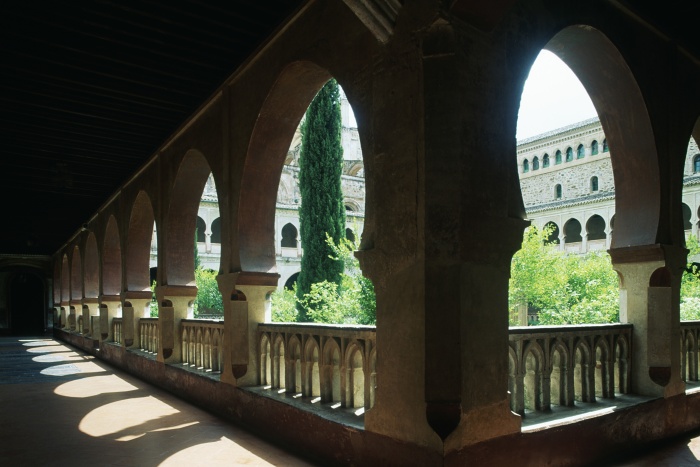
[{"left": 0, "top": 336, "right": 312, "bottom": 466}]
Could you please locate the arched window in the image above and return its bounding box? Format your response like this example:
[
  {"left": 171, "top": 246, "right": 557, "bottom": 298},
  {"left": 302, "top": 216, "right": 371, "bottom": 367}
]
[
  {"left": 693, "top": 154, "right": 700, "bottom": 173},
  {"left": 565, "top": 147, "right": 573, "bottom": 162},
  {"left": 555, "top": 184, "right": 562, "bottom": 199},
  {"left": 602, "top": 139, "right": 609, "bottom": 152},
  {"left": 577, "top": 144, "right": 585, "bottom": 159},
  {"left": 591, "top": 140, "right": 599, "bottom": 155},
  {"left": 591, "top": 176, "right": 599, "bottom": 192},
  {"left": 196, "top": 217, "right": 206, "bottom": 243},
  {"left": 532, "top": 157, "right": 539, "bottom": 170},
  {"left": 555, "top": 150, "right": 562, "bottom": 165},
  {"left": 523, "top": 159, "right": 529, "bottom": 173},
  {"left": 542, "top": 154, "right": 550, "bottom": 168},
  {"left": 281, "top": 223, "right": 298, "bottom": 248}
]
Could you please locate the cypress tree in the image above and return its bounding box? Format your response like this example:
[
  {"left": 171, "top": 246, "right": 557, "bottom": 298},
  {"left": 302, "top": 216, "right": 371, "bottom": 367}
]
[{"left": 296, "top": 79, "right": 346, "bottom": 321}]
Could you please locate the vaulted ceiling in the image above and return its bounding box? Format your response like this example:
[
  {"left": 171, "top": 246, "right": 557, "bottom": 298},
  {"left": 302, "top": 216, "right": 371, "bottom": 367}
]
[{"left": 0, "top": 1, "right": 304, "bottom": 256}]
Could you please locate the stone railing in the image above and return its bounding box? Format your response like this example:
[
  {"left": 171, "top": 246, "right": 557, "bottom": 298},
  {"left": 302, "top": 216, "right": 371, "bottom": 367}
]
[
  {"left": 139, "top": 318, "right": 159, "bottom": 353},
  {"left": 508, "top": 323, "right": 632, "bottom": 416},
  {"left": 681, "top": 321, "right": 700, "bottom": 383},
  {"left": 112, "top": 317, "right": 123, "bottom": 345},
  {"left": 181, "top": 319, "right": 224, "bottom": 372},
  {"left": 258, "top": 323, "right": 376, "bottom": 410}
]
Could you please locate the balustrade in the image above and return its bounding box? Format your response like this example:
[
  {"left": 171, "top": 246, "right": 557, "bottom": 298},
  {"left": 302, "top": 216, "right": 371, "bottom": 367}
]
[
  {"left": 258, "top": 323, "right": 377, "bottom": 411},
  {"left": 77, "top": 315, "right": 83, "bottom": 334},
  {"left": 112, "top": 317, "right": 123, "bottom": 345},
  {"left": 681, "top": 321, "right": 700, "bottom": 383},
  {"left": 139, "top": 318, "right": 159, "bottom": 353},
  {"left": 508, "top": 323, "right": 632, "bottom": 416},
  {"left": 181, "top": 319, "right": 224, "bottom": 372}
]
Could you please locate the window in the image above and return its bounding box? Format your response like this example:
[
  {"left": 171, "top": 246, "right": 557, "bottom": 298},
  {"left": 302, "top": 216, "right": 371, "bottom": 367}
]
[
  {"left": 281, "top": 223, "right": 298, "bottom": 248},
  {"left": 694, "top": 154, "right": 700, "bottom": 173},
  {"left": 555, "top": 150, "right": 562, "bottom": 165},
  {"left": 542, "top": 154, "right": 550, "bottom": 168},
  {"left": 591, "top": 176, "right": 599, "bottom": 192},
  {"left": 577, "top": 144, "right": 585, "bottom": 159},
  {"left": 603, "top": 139, "right": 609, "bottom": 152},
  {"left": 533, "top": 157, "right": 539, "bottom": 170},
  {"left": 555, "top": 184, "right": 562, "bottom": 199},
  {"left": 591, "top": 140, "right": 599, "bottom": 155},
  {"left": 565, "top": 147, "right": 573, "bottom": 162},
  {"left": 523, "top": 159, "right": 529, "bottom": 173}
]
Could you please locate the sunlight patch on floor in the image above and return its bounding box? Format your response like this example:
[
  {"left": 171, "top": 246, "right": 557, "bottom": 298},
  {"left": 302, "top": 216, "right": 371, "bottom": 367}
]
[
  {"left": 55, "top": 374, "right": 138, "bottom": 398},
  {"left": 79, "top": 396, "right": 179, "bottom": 438},
  {"left": 40, "top": 361, "right": 105, "bottom": 376}
]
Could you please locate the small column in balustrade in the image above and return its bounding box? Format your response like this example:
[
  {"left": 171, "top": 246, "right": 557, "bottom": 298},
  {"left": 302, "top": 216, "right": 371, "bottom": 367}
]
[
  {"left": 98, "top": 296, "right": 121, "bottom": 344},
  {"left": 611, "top": 244, "right": 686, "bottom": 398},
  {"left": 154, "top": 285, "right": 197, "bottom": 363},
  {"left": 67, "top": 304, "right": 77, "bottom": 331},
  {"left": 217, "top": 272, "right": 278, "bottom": 386},
  {"left": 121, "top": 291, "right": 152, "bottom": 348}
]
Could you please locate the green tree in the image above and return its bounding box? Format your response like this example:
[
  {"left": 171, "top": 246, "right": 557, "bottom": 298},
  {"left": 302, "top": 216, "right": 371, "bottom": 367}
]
[
  {"left": 296, "top": 79, "right": 346, "bottom": 321},
  {"left": 509, "top": 225, "right": 619, "bottom": 325},
  {"left": 194, "top": 268, "right": 223, "bottom": 317},
  {"left": 681, "top": 234, "right": 700, "bottom": 320}
]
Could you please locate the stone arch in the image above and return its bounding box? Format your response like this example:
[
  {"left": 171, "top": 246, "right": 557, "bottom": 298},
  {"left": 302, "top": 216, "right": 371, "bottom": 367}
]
[
  {"left": 239, "top": 61, "right": 372, "bottom": 273},
  {"left": 260, "top": 333, "right": 272, "bottom": 386},
  {"left": 682, "top": 203, "right": 692, "bottom": 230},
  {"left": 165, "top": 150, "right": 214, "bottom": 286},
  {"left": 532, "top": 156, "right": 539, "bottom": 170},
  {"left": 544, "top": 25, "right": 659, "bottom": 247},
  {"left": 577, "top": 143, "right": 585, "bottom": 159},
  {"left": 594, "top": 337, "right": 612, "bottom": 398},
  {"left": 84, "top": 232, "right": 99, "bottom": 299},
  {"left": 565, "top": 147, "right": 573, "bottom": 162},
  {"left": 102, "top": 215, "right": 122, "bottom": 296},
  {"left": 543, "top": 221, "right": 560, "bottom": 244},
  {"left": 287, "top": 335, "right": 302, "bottom": 394},
  {"left": 555, "top": 149, "right": 562, "bottom": 164},
  {"left": 70, "top": 245, "right": 82, "bottom": 301},
  {"left": 322, "top": 338, "right": 342, "bottom": 403},
  {"left": 284, "top": 272, "right": 300, "bottom": 291},
  {"left": 614, "top": 335, "right": 630, "bottom": 394},
  {"left": 591, "top": 140, "right": 599, "bottom": 155},
  {"left": 273, "top": 334, "right": 286, "bottom": 389},
  {"left": 346, "top": 228, "right": 356, "bottom": 244},
  {"left": 550, "top": 340, "right": 571, "bottom": 407},
  {"left": 542, "top": 153, "right": 550, "bottom": 168},
  {"left": 346, "top": 342, "right": 365, "bottom": 409},
  {"left": 522, "top": 341, "right": 545, "bottom": 411},
  {"left": 523, "top": 158, "right": 529, "bottom": 173},
  {"left": 126, "top": 191, "right": 156, "bottom": 292},
  {"left": 586, "top": 215, "right": 606, "bottom": 241},
  {"left": 304, "top": 336, "right": 321, "bottom": 397},
  {"left": 574, "top": 339, "right": 593, "bottom": 402},
  {"left": 211, "top": 217, "right": 221, "bottom": 243},
  {"left": 563, "top": 218, "right": 583, "bottom": 243},
  {"left": 196, "top": 216, "right": 206, "bottom": 243}
]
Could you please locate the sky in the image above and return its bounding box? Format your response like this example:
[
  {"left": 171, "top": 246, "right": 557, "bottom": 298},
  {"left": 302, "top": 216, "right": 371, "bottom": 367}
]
[{"left": 516, "top": 50, "right": 598, "bottom": 141}]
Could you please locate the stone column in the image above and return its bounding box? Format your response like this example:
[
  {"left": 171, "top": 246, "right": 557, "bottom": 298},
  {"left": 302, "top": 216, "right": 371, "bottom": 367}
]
[
  {"left": 59, "top": 302, "right": 68, "bottom": 329},
  {"left": 82, "top": 299, "right": 100, "bottom": 339},
  {"left": 98, "top": 296, "right": 121, "bottom": 344},
  {"left": 155, "top": 285, "right": 197, "bottom": 363},
  {"left": 67, "top": 303, "right": 77, "bottom": 331},
  {"left": 81, "top": 305, "right": 90, "bottom": 334},
  {"left": 610, "top": 244, "right": 686, "bottom": 398},
  {"left": 217, "top": 272, "right": 278, "bottom": 386},
  {"left": 53, "top": 305, "right": 61, "bottom": 328},
  {"left": 121, "top": 291, "right": 152, "bottom": 348}
]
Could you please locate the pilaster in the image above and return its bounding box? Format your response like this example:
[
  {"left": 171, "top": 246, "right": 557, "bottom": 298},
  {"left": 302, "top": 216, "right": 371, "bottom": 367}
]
[
  {"left": 610, "top": 244, "right": 686, "bottom": 398},
  {"left": 155, "top": 285, "right": 197, "bottom": 363}
]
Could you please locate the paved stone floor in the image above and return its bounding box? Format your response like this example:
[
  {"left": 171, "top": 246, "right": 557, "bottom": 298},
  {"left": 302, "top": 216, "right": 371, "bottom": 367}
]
[
  {"left": 4, "top": 335, "right": 700, "bottom": 466},
  {"left": 0, "top": 336, "right": 315, "bottom": 466}
]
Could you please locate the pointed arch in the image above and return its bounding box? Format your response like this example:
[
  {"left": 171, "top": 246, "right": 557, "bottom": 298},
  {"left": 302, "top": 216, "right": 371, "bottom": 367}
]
[
  {"left": 70, "top": 245, "right": 82, "bottom": 301},
  {"left": 126, "top": 191, "right": 156, "bottom": 292},
  {"left": 102, "top": 215, "right": 122, "bottom": 296},
  {"left": 83, "top": 232, "right": 99, "bottom": 299},
  {"left": 165, "top": 150, "right": 214, "bottom": 285}
]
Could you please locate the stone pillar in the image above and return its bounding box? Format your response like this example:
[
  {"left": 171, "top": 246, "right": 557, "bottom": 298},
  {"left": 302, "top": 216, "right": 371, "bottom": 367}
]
[
  {"left": 98, "top": 296, "right": 121, "bottom": 344},
  {"left": 205, "top": 231, "right": 212, "bottom": 253},
  {"left": 67, "top": 304, "right": 77, "bottom": 331},
  {"left": 53, "top": 305, "right": 61, "bottom": 328},
  {"left": 60, "top": 303, "right": 68, "bottom": 329},
  {"left": 605, "top": 225, "right": 612, "bottom": 249},
  {"left": 155, "top": 285, "right": 197, "bottom": 363},
  {"left": 121, "top": 291, "right": 152, "bottom": 349},
  {"left": 81, "top": 305, "right": 90, "bottom": 334},
  {"left": 82, "top": 299, "right": 100, "bottom": 339},
  {"left": 217, "top": 272, "right": 278, "bottom": 386},
  {"left": 610, "top": 244, "right": 686, "bottom": 398}
]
